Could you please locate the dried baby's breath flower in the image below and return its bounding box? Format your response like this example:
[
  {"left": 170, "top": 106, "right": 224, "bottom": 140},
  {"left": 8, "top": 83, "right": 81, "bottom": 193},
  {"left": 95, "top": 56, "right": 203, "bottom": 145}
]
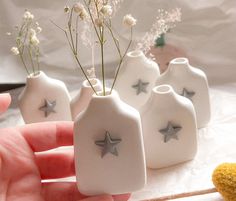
[
  {"left": 64, "top": 6, "right": 70, "bottom": 13},
  {"left": 123, "top": 14, "right": 137, "bottom": 27},
  {"left": 30, "top": 35, "right": 40, "bottom": 46},
  {"left": 6, "top": 32, "right": 12, "bottom": 36},
  {"left": 95, "top": 18, "right": 103, "bottom": 27},
  {"left": 74, "top": 2, "right": 84, "bottom": 13},
  {"left": 73, "top": 3, "right": 88, "bottom": 20},
  {"left": 11, "top": 47, "right": 19, "bottom": 55},
  {"left": 36, "top": 26, "right": 42, "bottom": 33},
  {"left": 10, "top": 10, "right": 41, "bottom": 76},
  {"left": 29, "top": 28, "right": 36, "bottom": 37},
  {"left": 54, "top": 0, "right": 133, "bottom": 96},
  {"left": 79, "top": 9, "right": 88, "bottom": 20},
  {"left": 23, "top": 11, "right": 34, "bottom": 20},
  {"left": 101, "top": 5, "right": 112, "bottom": 16},
  {"left": 136, "top": 8, "right": 182, "bottom": 55}
]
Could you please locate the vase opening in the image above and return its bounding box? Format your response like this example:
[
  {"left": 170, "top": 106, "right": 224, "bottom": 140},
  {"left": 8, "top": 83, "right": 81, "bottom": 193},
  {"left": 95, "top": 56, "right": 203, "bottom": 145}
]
[
  {"left": 169, "top": 58, "right": 190, "bottom": 74},
  {"left": 28, "top": 71, "right": 42, "bottom": 79},
  {"left": 93, "top": 89, "right": 118, "bottom": 97},
  {"left": 127, "top": 50, "right": 143, "bottom": 58},
  {"left": 153, "top": 85, "right": 172, "bottom": 94},
  {"left": 171, "top": 58, "right": 189, "bottom": 66}
]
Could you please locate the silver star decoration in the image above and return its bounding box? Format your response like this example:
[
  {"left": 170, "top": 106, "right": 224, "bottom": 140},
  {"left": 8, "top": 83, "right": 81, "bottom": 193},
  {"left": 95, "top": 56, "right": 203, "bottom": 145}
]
[
  {"left": 95, "top": 131, "right": 122, "bottom": 158},
  {"left": 132, "top": 79, "right": 149, "bottom": 95},
  {"left": 39, "top": 99, "right": 56, "bottom": 117},
  {"left": 159, "top": 122, "right": 182, "bottom": 143},
  {"left": 181, "top": 88, "right": 195, "bottom": 101}
]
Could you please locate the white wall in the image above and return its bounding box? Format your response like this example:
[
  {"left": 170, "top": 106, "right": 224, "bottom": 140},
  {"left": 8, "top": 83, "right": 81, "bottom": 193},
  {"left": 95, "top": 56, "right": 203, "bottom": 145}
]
[{"left": 0, "top": 0, "right": 236, "bottom": 85}]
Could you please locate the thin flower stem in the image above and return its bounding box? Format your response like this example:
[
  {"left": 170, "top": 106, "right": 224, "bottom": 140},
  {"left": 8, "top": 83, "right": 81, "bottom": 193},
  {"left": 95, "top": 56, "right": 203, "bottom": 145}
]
[
  {"left": 21, "top": 21, "right": 30, "bottom": 54},
  {"left": 110, "top": 27, "right": 133, "bottom": 94},
  {"left": 19, "top": 52, "right": 30, "bottom": 75},
  {"left": 16, "top": 35, "right": 30, "bottom": 75},
  {"left": 51, "top": 20, "right": 98, "bottom": 95},
  {"left": 105, "top": 21, "right": 122, "bottom": 59},
  {"left": 36, "top": 48, "right": 40, "bottom": 74},
  {"left": 75, "top": 16, "right": 79, "bottom": 54},
  {"left": 68, "top": 8, "right": 76, "bottom": 53},
  {"left": 74, "top": 55, "right": 98, "bottom": 95},
  {"left": 19, "top": 23, "right": 29, "bottom": 54},
  {"left": 92, "top": 0, "right": 106, "bottom": 95},
  {"left": 100, "top": 26, "right": 105, "bottom": 96},
  {"left": 28, "top": 45, "right": 36, "bottom": 75},
  {"left": 50, "top": 20, "right": 75, "bottom": 53},
  {"left": 83, "top": 0, "right": 102, "bottom": 43}
]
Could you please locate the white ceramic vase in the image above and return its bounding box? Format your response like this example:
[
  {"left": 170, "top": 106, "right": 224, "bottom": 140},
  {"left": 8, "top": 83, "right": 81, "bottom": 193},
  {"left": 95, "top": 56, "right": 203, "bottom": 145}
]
[
  {"left": 114, "top": 50, "right": 160, "bottom": 110},
  {"left": 140, "top": 85, "right": 198, "bottom": 169},
  {"left": 156, "top": 58, "right": 211, "bottom": 128},
  {"left": 70, "top": 79, "right": 102, "bottom": 120},
  {"left": 18, "top": 71, "right": 72, "bottom": 124},
  {"left": 74, "top": 90, "right": 146, "bottom": 196}
]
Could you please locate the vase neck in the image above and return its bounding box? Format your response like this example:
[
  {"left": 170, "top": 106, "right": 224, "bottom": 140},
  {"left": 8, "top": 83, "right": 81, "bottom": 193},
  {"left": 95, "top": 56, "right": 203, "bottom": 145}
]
[
  {"left": 124, "top": 50, "right": 148, "bottom": 69},
  {"left": 25, "top": 71, "right": 48, "bottom": 89},
  {"left": 149, "top": 85, "right": 177, "bottom": 106},
  {"left": 88, "top": 90, "right": 121, "bottom": 110},
  {"left": 168, "top": 58, "right": 191, "bottom": 76}
]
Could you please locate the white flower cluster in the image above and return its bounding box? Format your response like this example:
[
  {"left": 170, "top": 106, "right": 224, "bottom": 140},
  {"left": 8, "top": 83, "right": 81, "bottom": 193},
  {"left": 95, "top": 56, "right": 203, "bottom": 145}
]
[
  {"left": 101, "top": 5, "right": 113, "bottom": 16},
  {"left": 11, "top": 10, "right": 42, "bottom": 56},
  {"left": 23, "top": 11, "right": 34, "bottom": 20},
  {"left": 81, "top": 1, "right": 136, "bottom": 49},
  {"left": 29, "top": 28, "right": 40, "bottom": 46},
  {"left": 11, "top": 47, "right": 19, "bottom": 55},
  {"left": 136, "top": 8, "right": 182, "bottom": 55},
  {"left": 123, "top": 14, "right": 136, "bottom": 27},
  {"left": 74, "top": 3, "right": 88, "bottom": 20}
]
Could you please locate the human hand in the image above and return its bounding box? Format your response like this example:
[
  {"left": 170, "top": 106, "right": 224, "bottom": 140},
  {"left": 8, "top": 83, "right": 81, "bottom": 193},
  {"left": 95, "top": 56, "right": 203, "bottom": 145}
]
[{"left": 0, "top": 93, "right": 130, "bottom": 201}]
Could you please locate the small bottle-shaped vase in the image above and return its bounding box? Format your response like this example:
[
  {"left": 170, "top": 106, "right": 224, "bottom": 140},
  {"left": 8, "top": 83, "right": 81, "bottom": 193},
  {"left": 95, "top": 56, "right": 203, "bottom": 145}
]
[
  {"left": 18, "top": 71, "right": 71, "bottom": 123},
  {"left": 140, "top": 85, "right": 198, "bottom": 169},
  {"left": 114, "top": 50, "right": 160, "bottom": 110},
  {"left": 74, "top": 90, "right": 146, "bottom": 195},
  {"left": 156, "top": 58, "right": 211, "bottom": 128},
  {"left": 70, "top": 79, "right": 102, "bottom": 120}
]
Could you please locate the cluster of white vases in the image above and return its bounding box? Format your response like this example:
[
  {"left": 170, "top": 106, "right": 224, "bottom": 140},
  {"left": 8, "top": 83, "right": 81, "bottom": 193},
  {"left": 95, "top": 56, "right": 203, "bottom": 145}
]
[{"left": 18, "top": 50, "right": 211, "bottom": 195}]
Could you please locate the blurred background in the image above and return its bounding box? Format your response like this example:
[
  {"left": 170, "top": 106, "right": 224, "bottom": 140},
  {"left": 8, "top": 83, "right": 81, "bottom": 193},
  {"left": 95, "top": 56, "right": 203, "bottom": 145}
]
[{"left": 0, "top": 0, "right": 236, "bottom": 88}]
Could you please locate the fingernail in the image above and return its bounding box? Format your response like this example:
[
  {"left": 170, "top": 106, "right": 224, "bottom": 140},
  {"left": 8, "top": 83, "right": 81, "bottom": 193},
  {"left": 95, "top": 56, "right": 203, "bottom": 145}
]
[{"left": 0, "top": 93, "right": 11, "bottom": 98}]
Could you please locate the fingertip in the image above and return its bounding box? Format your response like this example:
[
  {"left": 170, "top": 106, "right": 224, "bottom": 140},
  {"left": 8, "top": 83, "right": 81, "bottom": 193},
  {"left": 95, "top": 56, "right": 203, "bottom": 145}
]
[
  {"left": 0, "top": 93, "right": 11, "bottom": 113},
  {"left": 112, "top": 193, "right": 131, "bottom": 201},
  {"left": 81, "top": 195, "right": 114, "bottom": 201}
]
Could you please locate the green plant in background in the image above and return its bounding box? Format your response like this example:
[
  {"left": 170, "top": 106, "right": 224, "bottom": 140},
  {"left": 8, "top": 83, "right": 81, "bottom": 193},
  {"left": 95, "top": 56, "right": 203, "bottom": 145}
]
[{"left": 155, "top": 33, "right": 166, "bottom": 48}]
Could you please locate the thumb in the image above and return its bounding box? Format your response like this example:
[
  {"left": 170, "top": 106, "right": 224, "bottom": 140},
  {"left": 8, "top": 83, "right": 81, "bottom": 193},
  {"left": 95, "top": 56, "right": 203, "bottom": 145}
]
[{"left": 0, "top": 93, "right": 11, "bottom": 114}]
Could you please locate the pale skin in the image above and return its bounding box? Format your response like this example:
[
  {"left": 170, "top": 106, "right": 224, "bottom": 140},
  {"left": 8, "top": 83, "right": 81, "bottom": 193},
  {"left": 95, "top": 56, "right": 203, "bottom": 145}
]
[{"left": 0, "top": 93, "right": 130, "bottom": 201}]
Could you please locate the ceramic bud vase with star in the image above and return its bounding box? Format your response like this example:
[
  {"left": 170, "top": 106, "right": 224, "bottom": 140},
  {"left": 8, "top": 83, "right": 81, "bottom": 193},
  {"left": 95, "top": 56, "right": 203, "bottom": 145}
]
[
  {"left": 114, "top": 50, "right": 160, "bottom": 110},
  {"left": 156, "top": 58, "right": 211, "bottom": 128},
  {"left": 70, "top": 78, "right": 102, "bottom": 120},
  {"left": 18, "top": 71, "right": 72, "bottom": 124},
  {"left": 140, "top": 85, "right": 198, "bottom": 169},
  {"left": 74, "top": 89, "right": 146, "bottom": 195}
]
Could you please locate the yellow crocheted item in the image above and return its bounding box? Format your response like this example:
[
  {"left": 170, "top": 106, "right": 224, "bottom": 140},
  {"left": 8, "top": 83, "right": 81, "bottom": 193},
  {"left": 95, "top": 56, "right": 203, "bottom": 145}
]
[{"left": 212, "top": 163, "right": 236, "bottom": 201}]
